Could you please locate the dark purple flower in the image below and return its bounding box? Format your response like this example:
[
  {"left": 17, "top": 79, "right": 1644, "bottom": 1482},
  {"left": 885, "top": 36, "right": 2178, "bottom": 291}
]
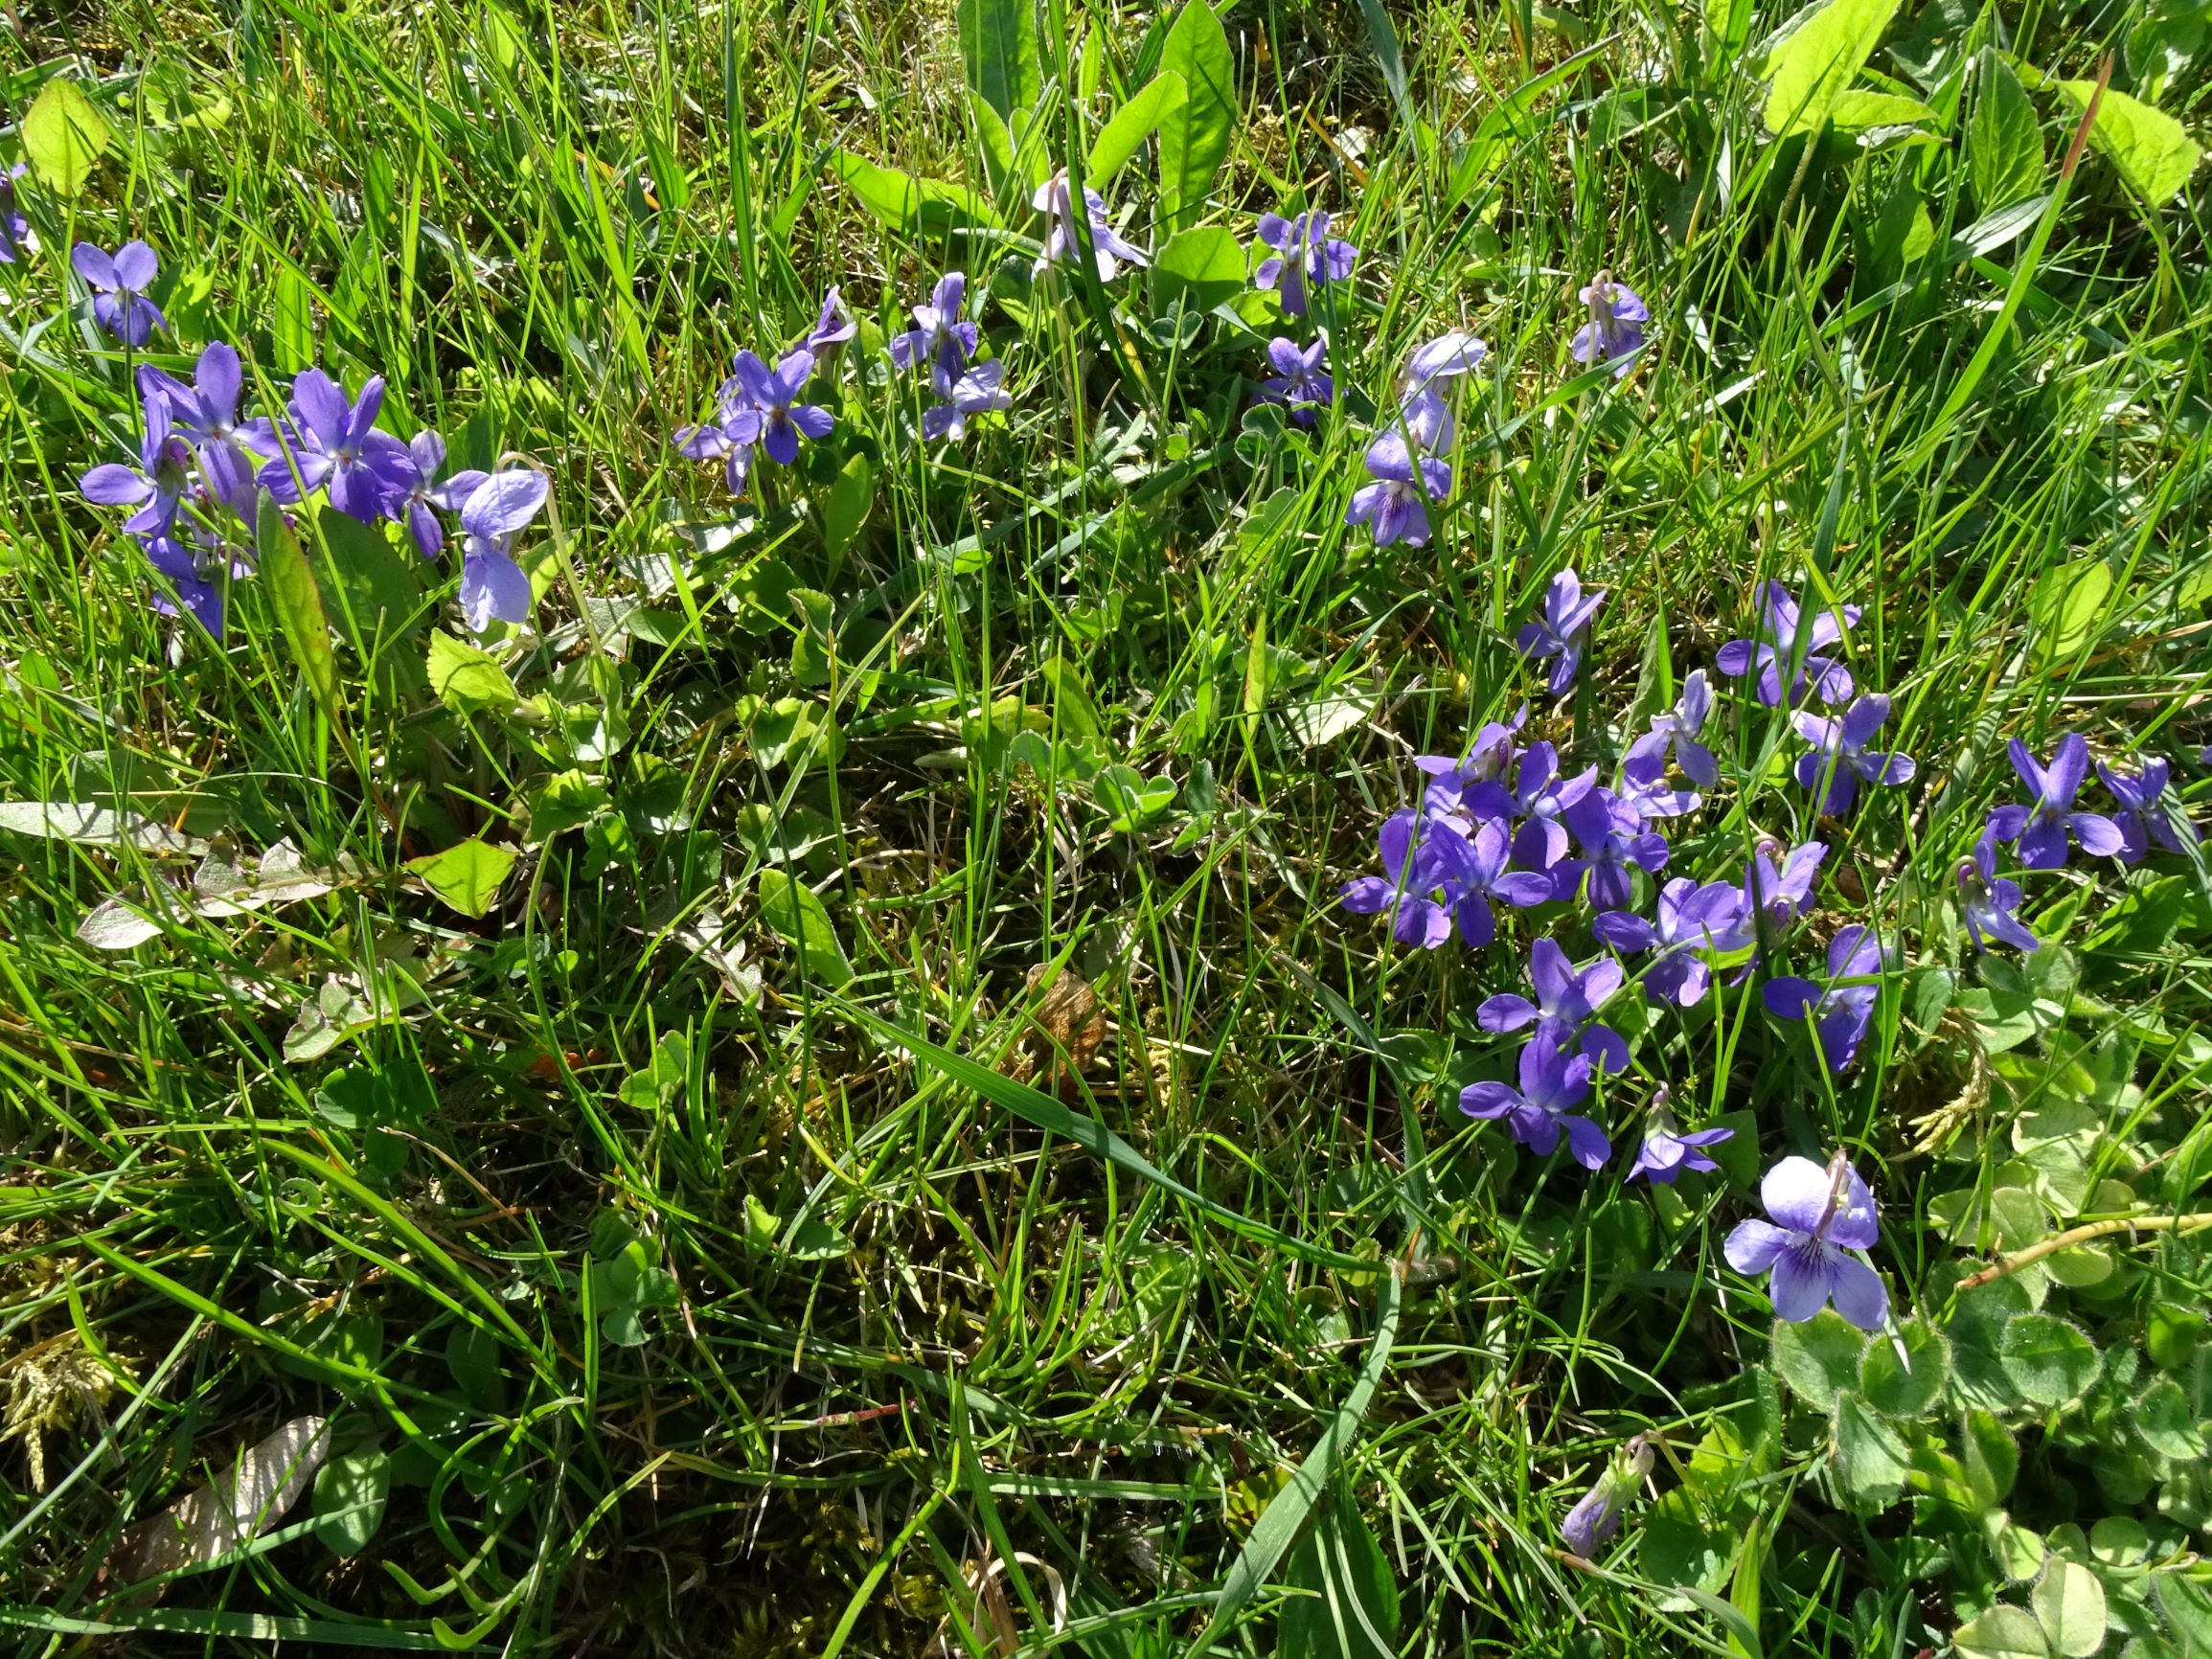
[
  {"left": 1987, "top": 736, "right": 2126, "bottom": 869},
  {"left": 1762, "top": 924, "right": 1886, "bottom": 1072},
  {"left": 1625, "top": 1122, "right": 1734, "bottom": 1185},
  {"left": 1460, "top": 1024, "right": 1610, "bottom": 1170},
  {"left": 1501, "top": 741, "right": 1597, "bottom": 869},
  {"left": 1594, "top": 877, "right": 1751, "bottom": 1007},
  {"left": 1341, "top": 808, "right": 1454, "bottom": 948},
  {"left": 1252, "top": 210, "right": 1357, "bottom": 316},
  {"left": 455, "top": 468, "right": 547, "bottom": 633},
  {"left": 1792, "top": 693, "right": 1915, "bottom": 813},
  {"left": 1958, "top": 832, "right": 2038, "bottom": 953},
  {"left": 0, "top": 164, "right": 27, "bottom": 263},
  {"left": 257, "top": 368, "right": 413, "bottom": 523},
  {"left": 1342, "top": 813, "right": 1546, "bottom": 950},
  {"left": 1347, "top": 431, "right": 1449, "bottom": 548},
  {"left": 1627, "top": 670, "right": 1720, "bottom": 788},
  {"left": 1258, "top": 336, "right": 1332, "bottom": 425},
  {"left": 922, "top": 360, "right": 1011, "bottom": 442},
  {"left": 804, "top": 286, "right": 855, "bottom": 362},
  {"left": 1723, "top": 1152, "right": 1887, "bottom": 1329},
  {"left": 1717, "top": 580, "right": 1860, "bottom": 708},
  {"left": 1516, "top": 567, "right": 1606, "bottom": 696},
  {"left": 72, "top": 239, "right": 167, "bottom": 346},
  {"left": 1033, "top": 170, "right": 1149, "bottom": 280},
  {"left": 890, "top": 272, "right": 981, "bottom": 396},
  {"left": 141, "top": 531, "right": 228, "bottom": 637},
  {"left": 1744, "top": 839, "right": 1826, "bottom": 934},
  {"left": 735, "top": 348, "right": 833, "bottom": 466},
  {"left": 1616, "top": 750, "right": 1702, "bottom": 822},
  {"left": 1395, "top": 332, "right": 1486, "bottom": 452},
  {"left": 138, "top": 343, "right": 274, "bottom": 521},
  {"left": 1562, "top": 1437, "right": 1653, "bottom": 1557},
  {"left": 80, "top": 389, "right": 194, "bottom": 536},
  {"left": 1570, "top": 271, "right": 1648, "bottom": 377},
  {"left": 2096, "top": 756, "right": 2198, "bottom": 862},
  {"left": 389, "top": 430, "right": 487, "bottom": 560},
  {"left": 675, "top": 380, "right": 766, "bottom": 499},
  {"left": 1478, "top": 937, "right": 1631, "bottom": 1075},
  {"left": 1564, "top": 787, "right": 1670, "bottom": 911}
]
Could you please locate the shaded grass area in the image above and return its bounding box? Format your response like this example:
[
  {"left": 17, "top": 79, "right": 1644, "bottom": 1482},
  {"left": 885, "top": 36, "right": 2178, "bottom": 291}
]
[{"left": 1, "top": 0, "right": 2210, "bottom": 1651}]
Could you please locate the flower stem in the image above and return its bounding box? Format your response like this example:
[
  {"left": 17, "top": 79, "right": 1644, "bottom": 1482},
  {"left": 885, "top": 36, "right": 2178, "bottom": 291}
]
[{"left": 1956, "top": 1211, "right": 2212, "bottom": 1291}]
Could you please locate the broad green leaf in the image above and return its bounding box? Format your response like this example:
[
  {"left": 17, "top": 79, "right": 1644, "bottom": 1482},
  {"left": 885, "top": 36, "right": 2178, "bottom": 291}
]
[
  {"left": 445, "top": 1324, "right": 507, "bottom": 1412},
  {"left": 1088, "top": 72, "right": 1187, "bottom": 184},
  {"left": 1860, "top": 1319, "right": 1951, "bottom": 1418},
  {"left": 23, "top": 78, "right": 111, "bottom": 197},
  {"left": 1038, "top": 655, "right": 1105, "bottom": 738},
  {"left": 258, "top": 492, "right": 341, "bottom": 729},
  {"left": 1771, "top": 1310, "right": 1867, "bottom": 1410},
  {"left": 1156, "top": 1, "right": 1234, "bottom": 234},
  {"left": 2152, "top": 1573, "right": 2212, "bottom": 1656},
  {"left": 2000, "top": 1312, "right": 2099, "bottom": 1406},
  {"left": 756, "top": 870, "right": 855, "bottom": 988},
  {"left": 1093, "top": 763, "right": 1176, "bottom": 832},
  {"left": 618, "top": 1030, "right": 690, "bottom": 1113},
  {"left": 2056, "top": 80, "right": 2203, "bottom": 205},
  {"left": 1152, "top": 224, "right": 1246, "bottom": 312},
  {"left": 1954, "top": 1604, "right": 2053, "bottom": 1659},
  {"left": 272, "top": 265, "right": 316, "bottom": 374},
  {"left": 2136, "top": 1377, "right": 2209, "bottom": 1461},
  {"left": 1279, "top": 1497, "right": 1400, "bottom": 1659},
  {"left": 405, "top": 838, "right": 517, "bottom": 919},
  {"left": 312, "top": 508, "right": 424, "bottom": 657},
  {"left": 783, "top": 1215, "right": 854, "bottom": 1261},
  {"left": 527, "top": 770, "right": 608, "bottom": 842},
  {"left": 819, "top": 453, "right": 874, "bottom": 573},
  {"left": 1832, "top": 1391, "right": 1911, "bottom": 1512},
  {"left": 1987, "top": 1511, "right": 2048, "bottom": 1580},
  {"left": 427, "top": 629, "right": 517, "bottom": 715},
  {"left": 1965, "top": 1408, "right": 2020, "bottom": 1507},
  {"left": 2028, "top": 558, "right": 2113, "bottom": 664},
  {"left": 1640, "top": 1485, "right": 1732, "bottom": 1602},
  {"left": 955, "top": 0, "right": 1039, "bottom": 123},
  {"left": 1831, "top": 89, "right": 1937, "bottom": 127},
  {"left": 1972, "top": 51, "right": 2045, "bottom": 212},
  {"left": 829, "top": 150, "right": 1000, "bottom": 234},
  {"left": 2035, "top": 1557, "right": 2109, "bottom": 1658},
  {"left": 1762, "top": 0, "right": 1904, "bottom": 137},
  {"left": 311, "top": 1450, "right": 391, "bottom": 1557}
]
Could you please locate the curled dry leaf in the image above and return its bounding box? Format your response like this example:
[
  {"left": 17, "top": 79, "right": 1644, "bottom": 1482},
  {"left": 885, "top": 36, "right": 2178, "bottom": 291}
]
[
  {"left": 109, "top": 1415, "right": 330, "bottom": 1585},
  {"left": 1015, "top": 964, "right": 1107, "bottom": 1083},
  {"left": 76, "top": 839, "right": 350, "bottom": 951},
  {"left": 0, "top": 801, "right": 207, "bottom": 855}
]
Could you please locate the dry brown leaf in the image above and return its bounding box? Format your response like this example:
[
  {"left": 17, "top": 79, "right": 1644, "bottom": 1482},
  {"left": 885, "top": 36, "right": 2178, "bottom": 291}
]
[{"left": 110, "top": 1415, "right": 330, "bottom": 1584}]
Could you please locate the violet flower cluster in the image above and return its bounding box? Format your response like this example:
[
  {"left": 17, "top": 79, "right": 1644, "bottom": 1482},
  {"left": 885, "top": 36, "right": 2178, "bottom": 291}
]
[
  {"left": 675, "top": 287, "right": 850, "bottom": 499},
  {"left": 1250, "top": 204, "right": 1356, "bottom": 429}
]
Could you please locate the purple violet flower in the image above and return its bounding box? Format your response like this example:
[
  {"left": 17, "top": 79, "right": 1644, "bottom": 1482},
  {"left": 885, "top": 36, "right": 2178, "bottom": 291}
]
[
  {"left": 1593, "top": 877, "right": 1752, "bottom": 1007},
  {"left": 72, "top": 240, "right": 167, "bottom": 346},
  {"left": 1792, "top": 693, "right": 1915, "bottom": 813},
  {"left": 675, "top": 379, "right": 765, "bottom": 499},
  {"left": 1627, "top": 670, "right": 1720, "bottom": 788},
  {"left": 1478, "top": 937, "right": 1632, "bottom": 1076},
  {"left": 0, "top": 164, "right": 27, "bottom": 263},
  {"left": 735, "top": 348, "right": 833, "bottom": 466},
  {"left": 1564, "top": 787, "right": 1670, "bottom": 911},
  {"left": 1499, "top": 741, "right": 1598, "bottom": 870},
  {"left": 1033, "top": 170, "right": 1150, "bottom": 281},
  {"left": 2095, "top": 756, "right": 2198, "bottom": 863},
  {"left": 1516, "top": 567, "right": 1606, "bottom": 696},
  {"left": 1958, "top": 832, "right": 2039, "bottom": 953},
  {"left": 1723, "top": 1153, "right": 1888, "bottom": 1329},
  {"left": 1562, "top": 1437, "right": 1653, "bottom": 1557},
  {"left": 1744, "top": 839, "right": 1827, "bottom": 934},
  {"left": 1413, "top": 708, "right": 1528, "bottom": 803},
  {"left": 1346, "top": 431, "right": 1449, "bottom": 548},
  {"left": 138, "top": 343, "right": 273, "bottom": 521},
  {"left": 1616, "top": 749, "right": 1702, "bottom": 821},
  {"left": 1625, "top": 1121, "right": 1734, "bottom": 1185},
  {"left": 1341, "top": 808, "right": 1454, "bottom": 948},
  {"left": 1762, "top": 925, "right": 1886, "bottom": 1072},
  {"left": 1460, "top": 1023, "right": 1611, "bottom": 1170},
  {"left": 1717, "top": 580, "right": 1860, "bottom": 708},
  {"left": 1396, "top": 332, "right": 1486, "bottom": 452},
  {"left": 890, "top": 272, "right": 981, "bottom": 396},
  {"left": 922, "top": 360, "right": 1011, "bottom": 442},
  {"left": 455, "top": 468, "right": 548, "bottom": 633},
  {"left": 141, "top": 531, "right": 229, "bottom": 638},
  {"left": 1258, "top": 336, "right": 1333, "bottom": 425},
  {"left": 1570, "top": 271, "right": 1648, "bottom": 377},
  {"left": 804, "top": 286, "right": 855, "bottom": 362},
  {"left": 390, "top": 430, "right": 488, "bottom": 561},
  {"left": 1987, "top": 735, "right": 2126, "bottom": 869},
  {"left": 1252, "top": 210, "right": 1357, "bottom": 316},
  {"left": 257, "top": 368, "right": 413, "bottom": 523},
  {"left": 80, "top": 389, "right": 194, "bottom": 536}
]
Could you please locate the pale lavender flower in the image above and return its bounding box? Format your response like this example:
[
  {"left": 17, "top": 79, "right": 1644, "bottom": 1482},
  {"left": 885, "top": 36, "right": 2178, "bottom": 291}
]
[
  {"left": 1460, "top": 1024, "right": 1610, "bottom": 1170},
  {"left": 0, "top": 164, "right": 27, "bottom": 263},
  {"left": 80, "top": 388, "right": 193, "bottom": 536},
  {"left": 1395, "top": 332, "right": 1486, "bottom": 452},
  {"left": 1252, "top": 210, "right": 1357, "bottom": 316},
  {"left": 675, "top": 380, "right": 765, "bottom": 499},
  {"left": 1257, "top": 336, "right": 1332, "bottom": 425},
  {"left": 1570, "top": 271, "right": 1648, "bottom": 377},
  {"left": 922, "top": 360, "right": 1011, "bottom": 442},
  {"left": 138, "top": 343, "right": 273, "bottom": 521},
  {"left": 1346, "top": 431, "right": 1449, "bottom": 548},
  {"left": 1958, "top": 832, "right": 2038, "bottom": 953},
  {"left": 1594, "top": 877, "right": 1752, "bottom": 1007},
  {"left": 1627, "top": 670, "right": 1720, "bottom": 788},
  {"left": 390, "top": 430, "right": 488, "bottom": 560},
  {"left": 455, "top": 469, "right": 547, "bottom": 633},
  {"left": 890, "top": 272, "right": 980, "bottom": 395},
  {"left": 2096, "top": 756, "right": 2198, "bottom": 862},
  {"left": 804, "top": 286, "right": 855, "bottom": 362},
  {"left": 1744, "top": 839, "right": 1827, "bottom": 934},
  {"left": 72, "top": 240, "right": 167, "bottom": 346},
  {"left": 1564, "top": 787, "right": 1670, "bottom": 911},
  {"left": 1793, "top": 693, "right": 1915, "bottom": 813},
  {"left": 1033, "top": 170, "right": 1149, "bottom": 280},
  {"left": 1717, "top": 580, "right": 1860, "bottom": 708},
  {"left": 1624, "top": 1122, "right": 1734, "bottom": 1185},
  {"left": 1987, "top": 736, "right": 2126, "bottom": 869},
  {"left": 1724, "top": 1153, "right": 1888, "bottom": 1329},
  {"left": 1516, "top": 567, "right": 1606, "bottom": 696},
  {"left": 141, "top": 531, "right": 228, "bottom": 637}
]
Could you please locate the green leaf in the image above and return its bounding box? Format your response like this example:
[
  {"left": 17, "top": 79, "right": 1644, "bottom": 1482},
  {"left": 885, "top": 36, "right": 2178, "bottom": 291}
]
[
  {"left": 2000, "top": 1312, "right": 2100, "bottom": 1406},
  {"left": 1987, "top": 1511, "right": 2048, "bottom": 1581},
  {"left": 23, "top": 78, "right": 111, "bottom": 197},
  {"left": 1151, "top": 225, "right": 1246, "bottom": 312},
  {"left": 829, "top": 150, "right": 1000, "bottom": 235},
  {"left": 756, "top": 870, "right": 855, "bottom": 988},
  {"left": 819, "top": 453, "right": 874, "bottom": 574},
  {"left": 1175, "top": 1270, "right": 1400, "bottom": 1659},
  {"left": 955, "top": 0, "right": 1039, "bottom": 122},
  {"left": 1771, "top": 1310, "right": 1868, "bottom": 1410},
  {"left": 2152, "top": 1573, "right": 2212, "bottom": 1656},
  {"left": 1832, "top": 1391, "right": 1912, "bottom": 1512},
  {"left": 1761, "top": 0, "right": 1904, "bottom": 137},
  {"left": 2034, "top": 1557, "right": 2109, "bottom": 1658},
  {"left": 427, "top": 629, "right": 518, "bottom": 716},
  {"left": 259, "top": 493, "right": 341, "bottom": 729},
  {"left": 311, "top": 1450, "right": 391, "bottom": 1557},
  {"left": 1965, "top": 1409, "right": 2020, "bottom": 1507},
  {"left": 2028, "top": 558, "right": 2113, "bottom": 665},
  {"left": 1954, "top": 1604, "right": 2054, "bottom": 1659},
  {"left": 1971, "top": 51, "right": 2045, "bottom": 212},
  {"left": 1831, "top": 89, "right": 1937, "bottom": 128},
  {"left": 1093, "top": 763, "right": 1177, "bottom": 832},
  {"left": 312, "top": 508, "right": 424, "bottom": 657},
  {"left": 1087, "top": 72, "right": 1187, "bottom": 184},
  {"left": 527, "top": 770, "right": 608, "bottom": 842},
  {"left": 1640, "top": 1486, "right": 1732, "bottom": 1601},
  {"left": 1860, "top": 1319, "right": 1951, "bottom": 1418},
  {"left": 271, "top": 265, "right": 316, "bottom": 374},
  {"left": 618, "top": 1030, "right": 690, "bottom": 1114},
  {"left": 1156, "top": 1, "right": 1235, "bottom": 234},
  {"left": 2136, "top": 1377, "right": 2208, "bottom": 1461},
  {"left": 2055, "top": 80, "right": 2203, "bottom": 205},
  {"left": 783, "top": 1215, "right": 854, "bottom": 1261},
  {"left": 1279, "top": 1497, "right": 1400, "bottom": 1659},
  {"left": 445, "top": 1324, "right": 507, "bottom": 1412},
  {"left": 1038, "top": 656, "right": 1105, "bottom": 739},
  {"left": 405, "top": 838, "right": 517, "bottom": 920}
]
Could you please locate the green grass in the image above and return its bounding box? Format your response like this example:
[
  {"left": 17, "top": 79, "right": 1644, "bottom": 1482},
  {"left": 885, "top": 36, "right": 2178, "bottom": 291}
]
[{"left": 1, "top": 0, "right": 2210, "bottom": 1653}]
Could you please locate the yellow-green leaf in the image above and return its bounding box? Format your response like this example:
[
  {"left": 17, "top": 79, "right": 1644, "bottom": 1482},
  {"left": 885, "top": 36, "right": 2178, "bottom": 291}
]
[
  {"left": 23, "top": 78, "right": 111, "bottom": 198},
  {"left": 2028, "top": 558, "right": 2112, "bottom": 664},
  {"left": 406, "top": 838, "right": 517, "bottom": 919},
  {"left": 258, "top": 493, "right": 341, "bottom": 728},
  {"left": 756, "top": 870, "right": 855, "bottom": 988},
  {"left": 2056, "top": 80, "right": 2203, "bottom": 205},
  {"left": 428, "top": 629, "right": 518, "bottom": 716},
  {"left": 1088, "top": 71, "right": 1187, "bottom": 183},
  {"left": 1762, "top": 0, "right": 1904, "bottom": 137}
]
